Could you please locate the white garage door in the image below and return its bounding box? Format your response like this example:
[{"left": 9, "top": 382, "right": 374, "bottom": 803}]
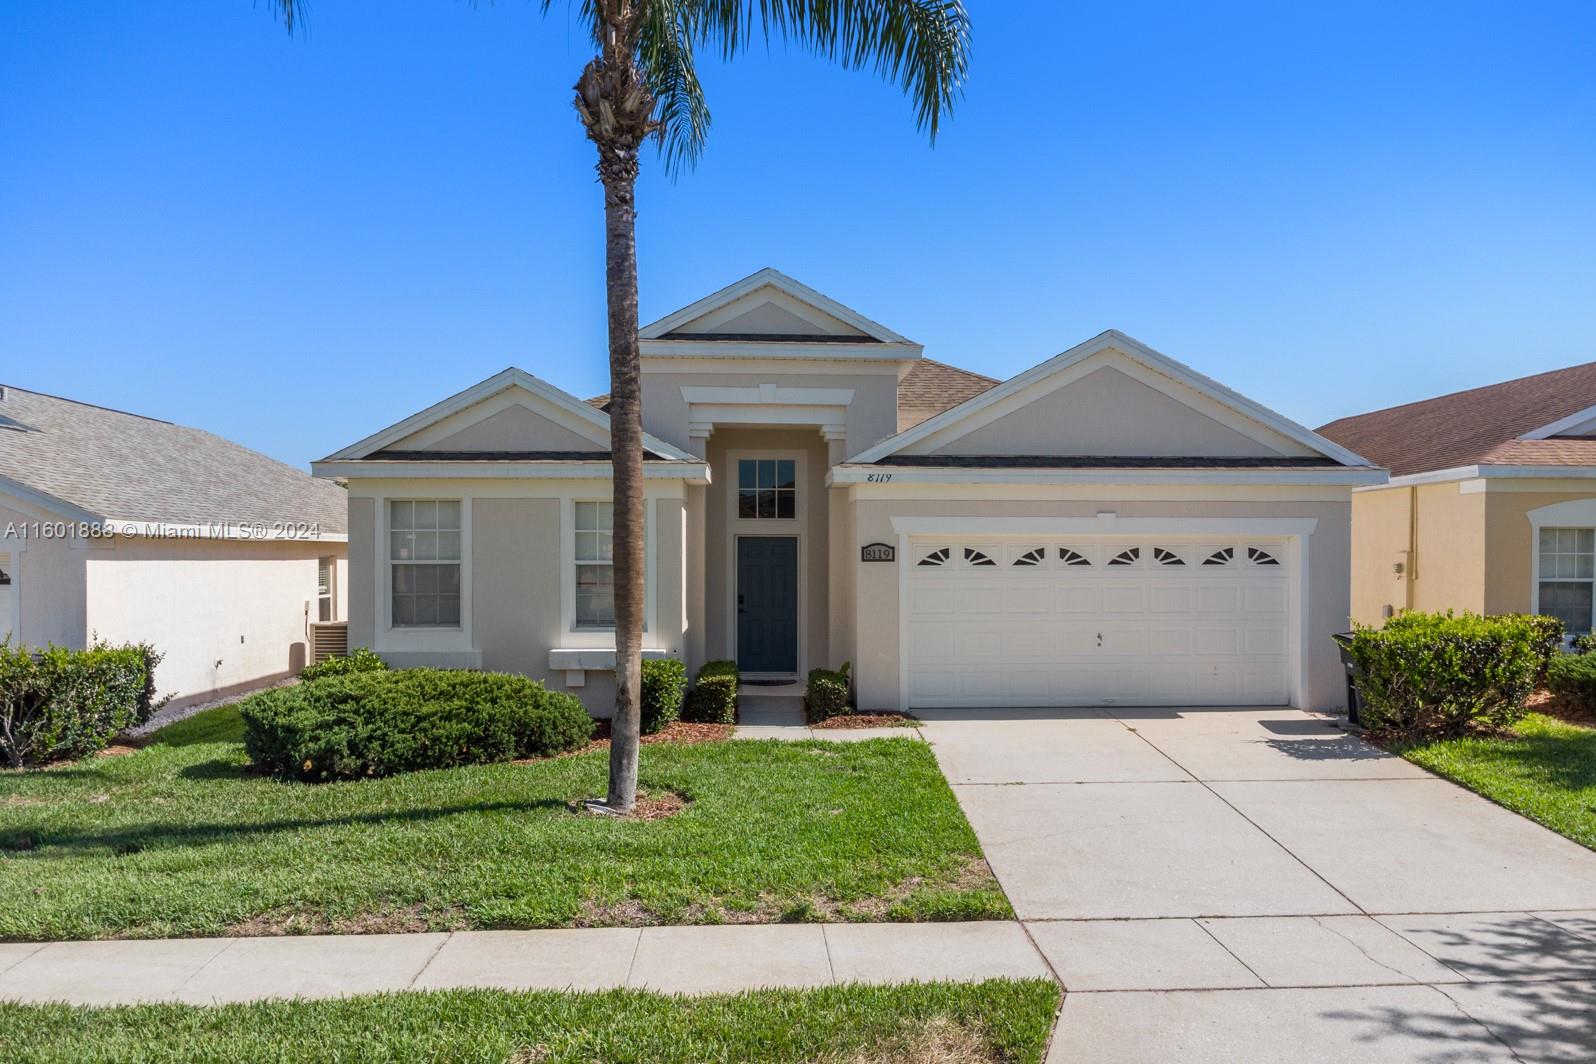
[{"left": 905, "top": 537, "right": 1292, "bottom": 708}]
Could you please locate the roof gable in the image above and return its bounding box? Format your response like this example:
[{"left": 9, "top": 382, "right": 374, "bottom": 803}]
[
  {"left": 852, "top": 330, "right": 1370, "bottom": 467},
  {"left": 323, "top": 368, "right": 697, "bottom": 463},
  {"left": 639, "top": 268, "right": 913, "bottom": 345}
]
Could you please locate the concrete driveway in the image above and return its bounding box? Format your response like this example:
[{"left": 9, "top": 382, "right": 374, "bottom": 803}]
[{"left": 920, "top": 706, "right": 1596, "bottom": 1063}]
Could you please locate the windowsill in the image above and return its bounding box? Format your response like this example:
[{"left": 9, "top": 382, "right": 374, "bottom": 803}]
[{"left": 548, "top": 647, "right": 673, "bottom": 671}]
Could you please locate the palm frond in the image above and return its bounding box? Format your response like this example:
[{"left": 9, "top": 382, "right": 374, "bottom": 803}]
[
  {"left": 263, "top": 0, "right": 310, "bottom": 35},
  {"left": 692, "top": 1, "right": 970, "bottom": 140},
  {"left": 637, "top": 1, "right": 712, "bottom": 175}
]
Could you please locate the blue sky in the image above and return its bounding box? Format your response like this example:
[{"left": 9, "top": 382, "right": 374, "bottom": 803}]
[{"left": 3, "top": 1, "right": 1594, "bottom": 470}]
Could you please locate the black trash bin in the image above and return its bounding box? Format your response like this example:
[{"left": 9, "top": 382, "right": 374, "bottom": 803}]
[{"left": 1331, "top": 632, "right": 1362, "bottom": 726}]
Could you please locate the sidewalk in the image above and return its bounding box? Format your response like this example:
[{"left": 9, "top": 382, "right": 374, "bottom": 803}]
[{"left": 0, "top": 922, "right": 1051, "bottom": 1006}]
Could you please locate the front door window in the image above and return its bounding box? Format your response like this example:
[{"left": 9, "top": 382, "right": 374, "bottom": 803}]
[{"left": 737, "top": 459, "right": 797, "bottom": 520}]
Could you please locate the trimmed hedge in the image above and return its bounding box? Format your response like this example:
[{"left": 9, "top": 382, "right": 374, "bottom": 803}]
[
  {"left": 683, "top": 660, "right": 739, "bottom": 724},
  {"left": 1547, "top": 652, "right": 1596, "bottom": 714},
  {"left": 1574, "top": 633, "right": 1596, "bottom": 656},
  {"left": 299, "top": 647, "right": 388, "bottom": 684},
  {"left": 805, "top": 662, "right": 851, "bottom": 722},
  {"left": 239, "top": 668, "right": 593, "bottom": 781},
  {"left": 1346, "top": 611, "right": 1543, "bottom": 737},
  {"left": 0, "top": 641, "right": 165, "bottom": 768},
  {"left": 640, "top": 658, "right": 687, "bottom": 735}
]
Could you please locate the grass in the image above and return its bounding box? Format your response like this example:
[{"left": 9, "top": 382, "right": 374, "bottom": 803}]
[
  {"left": 0, "top": 980, "right": 1063, "bottom": 1064},
  {"left": 0, "top": 706, "right": 1010, "bottom": 940},
  {"left": 1388, "top": 711, "right": 1596, "bottom": 850}
]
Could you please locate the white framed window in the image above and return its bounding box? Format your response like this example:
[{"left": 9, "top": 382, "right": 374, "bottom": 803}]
[
  {"left": 574, "top": 500, "right": 615, "bottom": 629},
  {"left": 1538, "top": 527, "right": 1595, "bottom": 634},
  {"left": 389, "top": 500, "right": 462, "bottom": 627},
  {"left": 317, "top": 556, "right": 337, "bottom": 622},
  {"left": 737, "top": 458, "right": 797, "bottom": 520}
]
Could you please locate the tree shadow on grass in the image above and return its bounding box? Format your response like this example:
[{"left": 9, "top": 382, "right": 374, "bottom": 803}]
[{"left": 7, "top": 797, "right": 572, "bottom": 859}]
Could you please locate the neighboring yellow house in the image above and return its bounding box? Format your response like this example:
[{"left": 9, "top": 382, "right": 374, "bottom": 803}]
[{"left": 1318, "top": 361, "right": 1596, "bottom": 635}]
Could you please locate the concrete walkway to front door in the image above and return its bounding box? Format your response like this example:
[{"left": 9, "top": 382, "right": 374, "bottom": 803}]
[{"left": 919, "top": 705, "right": 1596, "bottom": 1063}]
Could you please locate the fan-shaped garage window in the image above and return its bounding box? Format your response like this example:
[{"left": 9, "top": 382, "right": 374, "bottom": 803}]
[
  {"left": 1203, "top": 547, "right": 1235, "bottom": 566},
  {"left": 1058, "top": 548, "right": 1091, "bottom": 567},
  {"left": 964, "top": 547, "right": 997, "bottom": 567},
  {"left": 1153, "top": 547, "right": 1185, "bottom": 566},
  {"left": 1012, "top": 547, "right": 1047, "bottom": 567},
  {"left": 1107, "top": 547, "right": 1140, "bottom": 566},
  {"left": 917, "top": 547, "right": 951, "bottom": 567},
  {"left": 1247, "top": 547, "right": 1280, "bottom": 566}
]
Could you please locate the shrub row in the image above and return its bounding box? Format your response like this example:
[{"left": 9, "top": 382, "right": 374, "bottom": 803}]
[
  {"left": 299, "top": 646, "right": 388, "bottom": 684},
  {"left": 239, "top": 668, "right": 593, "bottom": 781},
  {"left": 639, "top": 658, "right": 687, "bottom": 734},
  {"left": 1548, "top": 652, "right": 1596, "bottom": 714},
  {"left": 683, "top": 660, "right": 738, "bottom": 724},
  {"left": 1346, "top": 612, "right": 1554, "bottom": 738},
  {"left": 805, "top": 662, "right": 851, "bottom": 722},
  {"left": 0, "top": 641, "right": 164, "bottom": 768}
]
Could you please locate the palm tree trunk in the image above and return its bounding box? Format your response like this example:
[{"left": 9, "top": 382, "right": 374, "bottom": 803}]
[{"left": 601, "top": 168, "right": 644, "bottom": 814}]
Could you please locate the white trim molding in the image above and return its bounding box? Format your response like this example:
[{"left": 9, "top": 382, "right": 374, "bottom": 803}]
[
  {"left": 849, "top": 330, "right": 1373, "bottom": 469},
  {"left": 1521, "top": 404, "right": 1596, "bottom": 440},
  {"left": 681, "top": 383, "right": 852, "bottom": 444},
  {"left": 639, "top": 267, "right": 916, "bottom": 345},
  {"left": 314, "top": 460, "right": 709, "bottom": 483},
  {"left": 1370, "top": 464, "right": 1596, "bottom": 491},
  {"left": 833, "top": 465, "right": 1385, "bottom": 488}
]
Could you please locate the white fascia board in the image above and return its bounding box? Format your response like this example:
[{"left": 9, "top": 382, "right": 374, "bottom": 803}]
[
  {"left": 639, "top": 339, "right": 920, "bottom": 361},
  {"left": 638, "top": 267, "right": 913, "bottom": 343},
  {"left": 0, "top": 475, "right": 104, "bottom": 524},
  {"left": 1378, "top": 463, "right": 1596, "bottom": 490},
  {"left": 1520, "top": 404, "right": 1596, "bottom": 440},
  {"left": 890, "top": 515, "right": 1319, "bottom": 537},
  {"left": 680, "top": 384, "right": 856, "bottom": 407},
  {"left": 849, "top": 330, "right": 1371, "bottom": 468},
  {"left": 97, "top": 519, "right": 348, "bottom": 542},
  {"left": 322, "top": 367, "right": 697, "bottom": 464},
  {"left": 313, "top": 460, "right": 711, "bottom": 483},
  {"left": 828, "top": 465, "right": 1387, "bottom": 487}
]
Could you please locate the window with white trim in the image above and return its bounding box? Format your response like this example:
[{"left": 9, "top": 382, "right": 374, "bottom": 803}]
[
  {"left": 317, "top": 556, "right": 338, "bottom": 622},
  {"left": 390, "top": 500, "right": 461, "bottom": 627},
  {"left": 575, "top": 500, "right": 615, "bottom": 629},
  {"left": 1539, "top": 527, "right": 1595, "bottom": 634},
  {"left": 737, "top": 459, "right": 797, "bottom": 519}
]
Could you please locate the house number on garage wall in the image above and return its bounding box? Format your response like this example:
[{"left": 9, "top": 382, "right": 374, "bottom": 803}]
[{"left": 861, "top": 542, "right": 895, "bottom": 563}]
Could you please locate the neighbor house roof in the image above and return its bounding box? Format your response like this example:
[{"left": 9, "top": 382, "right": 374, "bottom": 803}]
[
  {"left": 0, "top": 385, "right": 347, "bottom": 532},
  {"left": 1316, "top": 360, "right": 1596, "bottom": 477}
]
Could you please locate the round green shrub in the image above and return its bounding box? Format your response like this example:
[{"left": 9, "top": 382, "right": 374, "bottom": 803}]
[
  {"left": 682, "top": 660, "right": 738, "bottom": 724},
  {"left": 1547, "top": 652, "right": 1596, "bottom": 714},
  {"left": 239, "top": 668, "right": 594, "bottom": 781},
  {"left": 805, "top": 662, "right": 851, "bottom": 722},
  {"left": 639, "top": 658, "right": 687, "bottom": 734},
  {"left": 299, "top": 647, "right": 388, "bottom": 684}
]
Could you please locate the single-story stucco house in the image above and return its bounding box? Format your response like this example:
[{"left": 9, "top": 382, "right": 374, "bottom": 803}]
[
  {"left": 313, "top": 270, "right": 1382, "bottom": 714},
  {"left": 0, "top": 385, "right": 348, "bottom": 706},
  {"left": 1320, "top": 360, "right": 1596, "bottom": 635}
]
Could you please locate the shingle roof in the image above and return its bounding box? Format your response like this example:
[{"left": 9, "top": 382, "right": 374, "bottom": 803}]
[
  {"left": 0, "top": 386, "right": 347, "bottom": 532},
  {"left": 1316, "top": 361, "right": 1596, "bottom": 477},
  {"left": 897, "top": 358, "right": 1000, "bottom": 419}
]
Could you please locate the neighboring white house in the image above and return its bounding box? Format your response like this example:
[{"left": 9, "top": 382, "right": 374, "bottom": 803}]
[
  {"left": 0, "top": 385, "right": 348, "bottom": 707},
  {"left": 314, "top": 269, "right": 1382, "bottom": 714}
]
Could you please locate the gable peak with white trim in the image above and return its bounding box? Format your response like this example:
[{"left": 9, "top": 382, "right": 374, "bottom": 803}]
[{"left": 852, "top": 330, "right": 1371, "bottom": 467}]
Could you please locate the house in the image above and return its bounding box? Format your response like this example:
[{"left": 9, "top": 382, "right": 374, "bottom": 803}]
[
  {"left": 0, "top": 385, "right": 348, "bottom": 706},
  {"left": 314, "top": 269, "right": 1380, "bottom": 713},
  {"left": 1319, "top": 361, "right": 1596, "bottom": 635}
]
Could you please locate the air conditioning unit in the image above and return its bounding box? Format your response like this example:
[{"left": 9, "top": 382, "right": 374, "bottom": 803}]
[{"left": 309, "top": 621, "right": 348, "bottom": 664}]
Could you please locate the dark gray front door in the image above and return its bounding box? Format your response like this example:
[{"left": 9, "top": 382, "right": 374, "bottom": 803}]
[{"left": 737, "top": 536, "right": 798, "bottom": 673}]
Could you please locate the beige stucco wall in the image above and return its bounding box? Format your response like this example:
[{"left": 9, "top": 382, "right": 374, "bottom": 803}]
[
  {"left": 1348, "top": 483, "right": 1489, "bottom": 624},
  {"left": 1482, "top": 486, "right": 1596, "bottom": 616},
  {"left": 423, "top": 404, "right": 601, "bottom": 453},
  {"left": 84, "top": 535, "right": 346, "bottom": 706},
  {"left": 845, "top": 492, "right": 1353, "bottom": 712},
  {"left": 702, "top": 427, "right": 832, "bottom": 673},
  {"left": 0, "top": 498, "right": 89, "bottom": 648},
  {"left": 640, "top": 369, "right": 901, "bottom": 459}
]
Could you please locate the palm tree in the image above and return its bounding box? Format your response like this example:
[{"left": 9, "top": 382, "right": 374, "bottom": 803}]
[{"left": 269, "top": 1, "right": 970, "bottom": 813}]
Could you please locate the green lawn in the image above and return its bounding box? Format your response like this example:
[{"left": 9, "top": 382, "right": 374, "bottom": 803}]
[
  {"left": 0, "top": 980, "right": 1062, "bottom": 1064},
  {"left": 1389, "top": 712, "right": 1596, "bottom": 850},
  {"left": 0, "top": 706, "right": 1009, "bottom": 941}
]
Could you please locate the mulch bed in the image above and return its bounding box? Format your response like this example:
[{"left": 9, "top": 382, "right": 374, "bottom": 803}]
[
  {"left": 560, "top": 719, "right": 734, "bottom": 758},
  {"left": 811, "top": 712, "right": 919, "bottom": 730},
  {"left": 1527, "top": 687, "right": 1596, "bottom": 726}
]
